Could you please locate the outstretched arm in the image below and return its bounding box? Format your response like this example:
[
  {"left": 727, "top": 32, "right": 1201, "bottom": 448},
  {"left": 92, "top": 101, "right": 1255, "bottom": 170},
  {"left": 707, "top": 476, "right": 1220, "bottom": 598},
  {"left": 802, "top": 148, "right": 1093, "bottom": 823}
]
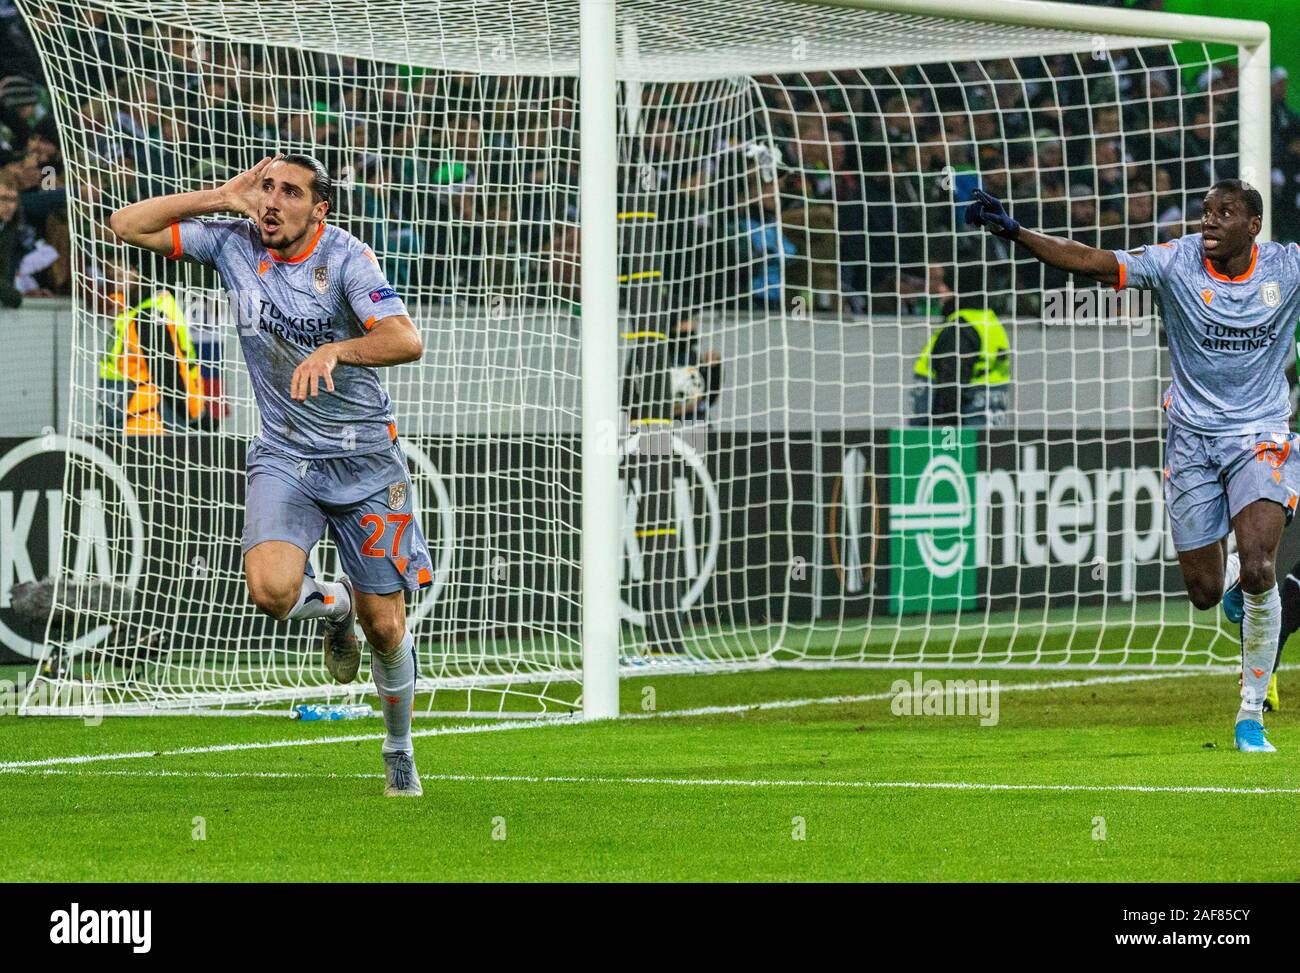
[
  {"left": 966, "top": 189, "right": 1121, "bottom": 288},
  {"left": 107, "top": 155, "right": 279, "bottom": 256}
]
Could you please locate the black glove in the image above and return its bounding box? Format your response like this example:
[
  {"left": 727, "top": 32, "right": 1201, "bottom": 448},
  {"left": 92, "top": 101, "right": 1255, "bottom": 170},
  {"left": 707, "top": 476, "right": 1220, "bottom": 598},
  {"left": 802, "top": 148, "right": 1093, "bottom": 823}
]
[{"left": 964, "top": 188, "right": 1021, "bottom": 240}]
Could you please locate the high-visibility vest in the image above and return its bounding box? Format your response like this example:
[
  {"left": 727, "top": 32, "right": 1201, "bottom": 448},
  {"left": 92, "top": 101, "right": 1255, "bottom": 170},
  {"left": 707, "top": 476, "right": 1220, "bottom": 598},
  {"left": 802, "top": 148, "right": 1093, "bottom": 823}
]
[
  {"left": 99, "top": 290, "right": 206, "bottom": 434},
  {"left": 913, "top": 308, "right": 1011, "bottom": 387}
]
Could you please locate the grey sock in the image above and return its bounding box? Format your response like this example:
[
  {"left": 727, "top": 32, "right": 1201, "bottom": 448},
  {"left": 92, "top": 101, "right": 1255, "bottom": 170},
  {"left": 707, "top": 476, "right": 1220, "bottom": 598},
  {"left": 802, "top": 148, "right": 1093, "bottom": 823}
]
[{"left": 371, "top": 630, "right": 415, "bottom": 753}]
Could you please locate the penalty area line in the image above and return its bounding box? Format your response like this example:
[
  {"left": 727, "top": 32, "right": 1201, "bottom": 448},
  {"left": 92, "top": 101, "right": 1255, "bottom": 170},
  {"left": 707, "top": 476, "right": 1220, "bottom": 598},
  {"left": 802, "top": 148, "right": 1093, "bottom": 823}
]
[
  {"left": 2, "top": 766, "right": 1298, "bottom": 797},
  {"left": 0, "top": 668, "right": 1226, "bottom": 771}
]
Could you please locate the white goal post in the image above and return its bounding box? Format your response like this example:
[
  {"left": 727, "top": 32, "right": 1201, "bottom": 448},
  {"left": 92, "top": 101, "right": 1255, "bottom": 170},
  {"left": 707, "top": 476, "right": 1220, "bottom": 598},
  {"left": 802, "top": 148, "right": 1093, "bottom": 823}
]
[{"left": 13, "top": 0, "right": 1271, "bottom": 717}]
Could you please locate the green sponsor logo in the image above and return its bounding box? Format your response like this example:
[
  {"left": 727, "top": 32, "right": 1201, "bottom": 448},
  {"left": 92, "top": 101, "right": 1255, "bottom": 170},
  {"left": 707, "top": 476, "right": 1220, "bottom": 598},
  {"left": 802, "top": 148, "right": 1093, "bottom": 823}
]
[{"left": 889, "top": 428, "right": 976, "bottom": 613}]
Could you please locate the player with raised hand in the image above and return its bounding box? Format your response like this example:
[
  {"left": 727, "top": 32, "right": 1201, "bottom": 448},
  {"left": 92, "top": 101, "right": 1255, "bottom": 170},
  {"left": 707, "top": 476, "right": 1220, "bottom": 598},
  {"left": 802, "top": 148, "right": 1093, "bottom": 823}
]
[
  {"left": 967, "top": 179, "right": 1300, "bottom": 753},
  {"left": 109, "top": 153, "right": 432, "bottom": 794}
]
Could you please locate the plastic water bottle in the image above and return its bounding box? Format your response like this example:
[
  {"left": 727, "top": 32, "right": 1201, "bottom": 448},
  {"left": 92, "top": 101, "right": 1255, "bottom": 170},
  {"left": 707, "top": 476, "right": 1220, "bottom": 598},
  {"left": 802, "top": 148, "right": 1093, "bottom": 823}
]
[{"left": 291, "top": 703, "right": 375, "bottom": 721}]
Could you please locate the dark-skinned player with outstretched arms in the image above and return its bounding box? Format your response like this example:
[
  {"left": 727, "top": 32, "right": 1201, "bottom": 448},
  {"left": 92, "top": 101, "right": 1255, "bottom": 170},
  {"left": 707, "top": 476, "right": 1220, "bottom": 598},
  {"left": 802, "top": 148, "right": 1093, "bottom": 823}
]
[{"left": 967, "top": 179, "right": 1299, "bottom": 752}]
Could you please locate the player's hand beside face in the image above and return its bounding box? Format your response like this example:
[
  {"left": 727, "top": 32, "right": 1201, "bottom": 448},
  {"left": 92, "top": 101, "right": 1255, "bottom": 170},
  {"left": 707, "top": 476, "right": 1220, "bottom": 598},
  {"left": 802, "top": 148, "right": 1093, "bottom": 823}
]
[
  {"left": 291, "top": 345, "right": 339, "bottom": 401},
  {"left": 221, "top": 154, "right": 282, "bottom": 218}
]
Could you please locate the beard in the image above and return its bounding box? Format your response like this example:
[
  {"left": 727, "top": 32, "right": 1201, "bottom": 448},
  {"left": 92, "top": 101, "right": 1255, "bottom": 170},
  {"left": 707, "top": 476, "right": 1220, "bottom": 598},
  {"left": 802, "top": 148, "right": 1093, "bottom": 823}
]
[{"left": 259, "top": 221, "right": 308, "bottom": 251}]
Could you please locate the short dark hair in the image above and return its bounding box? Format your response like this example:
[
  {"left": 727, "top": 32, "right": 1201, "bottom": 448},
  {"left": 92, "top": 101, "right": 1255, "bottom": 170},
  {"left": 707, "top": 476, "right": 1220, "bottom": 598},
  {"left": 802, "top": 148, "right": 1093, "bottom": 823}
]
[
  {"left": 280, "top": 153, "right": 332, "bottom": 213},
  {"left": 1209, "top": 178, "right": 1263, "bottom": 220}
]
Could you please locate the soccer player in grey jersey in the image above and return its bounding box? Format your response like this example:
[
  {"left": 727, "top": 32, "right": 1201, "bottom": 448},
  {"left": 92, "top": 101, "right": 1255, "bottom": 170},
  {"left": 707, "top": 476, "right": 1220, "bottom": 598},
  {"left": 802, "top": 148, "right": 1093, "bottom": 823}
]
[
  {"left": 968, "top": 178, "right": 1300, "bottom": 753},
  {"left": 110, "top": 155, "right": 429, "bottom": 794}
]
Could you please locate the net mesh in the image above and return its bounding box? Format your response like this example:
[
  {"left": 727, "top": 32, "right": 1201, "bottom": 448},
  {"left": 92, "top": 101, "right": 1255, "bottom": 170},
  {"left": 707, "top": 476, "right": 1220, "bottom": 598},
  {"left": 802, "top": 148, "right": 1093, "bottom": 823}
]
[{"left": 14, "top": 0, "right": 1249, "bottom": 714}]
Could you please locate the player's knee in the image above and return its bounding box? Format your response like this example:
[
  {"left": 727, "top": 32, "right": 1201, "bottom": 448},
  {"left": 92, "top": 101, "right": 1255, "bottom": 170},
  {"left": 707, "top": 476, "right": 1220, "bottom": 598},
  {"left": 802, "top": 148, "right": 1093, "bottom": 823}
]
[
  {"left": 1187, "top": 583, "right": 1222, "bottom": 611},
  {"left": 1239, "top": 555, "right": 1277, "bottom": 595},
  {"left": 1183, "top": 570, "right": 1223, "bottom": 611},
  {"left": 247, "top": 576, "right": 298, "bottom": 621},
  {"left": 364, "top": 620, "right": 406, "bottom": 654},
  {"left": 361, "top": 616, "right": 405, "bottom": 653}
]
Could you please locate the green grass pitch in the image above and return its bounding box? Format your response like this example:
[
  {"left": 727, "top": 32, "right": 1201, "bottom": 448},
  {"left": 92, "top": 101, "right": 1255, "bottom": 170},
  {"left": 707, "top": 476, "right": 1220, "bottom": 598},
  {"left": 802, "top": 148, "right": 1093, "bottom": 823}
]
[{"left": 2, "top": 659, "right": 1298, "bottom": 882}]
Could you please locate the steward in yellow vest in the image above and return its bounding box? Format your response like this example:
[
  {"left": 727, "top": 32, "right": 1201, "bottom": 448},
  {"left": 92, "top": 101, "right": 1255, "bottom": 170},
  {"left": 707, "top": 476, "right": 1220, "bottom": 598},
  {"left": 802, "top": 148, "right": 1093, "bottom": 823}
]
[
  {"left": 99, "top": 289, "right": 208, "bottom": 434},
  {"left": 910, "top": 308, "right": 1010, "bottom": 426}
]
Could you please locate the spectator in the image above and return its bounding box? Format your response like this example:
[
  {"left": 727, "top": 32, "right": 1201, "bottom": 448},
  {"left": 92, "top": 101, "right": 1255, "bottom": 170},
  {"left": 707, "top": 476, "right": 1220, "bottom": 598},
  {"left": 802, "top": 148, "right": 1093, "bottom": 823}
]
[
  {"left": 0, "top": 153, "right": 62, "bottom": 296},
  {"left": 1067, "top": 183, "right": 1098, "bottom": 243},
  {"left": 0, "top": 3, "right": 44, "bottom": 83},
  {"left": 0, "top": 74, "right": 43, "bottom": 154},
  {"left": 0, "top": 171, "right": 25, "bottom": 307},
  {"left": 1272, "top": 66, "right": 1300, "bottom": 177},
  {"left": 5, "top": 0, "right": 1300, "bottom": 318},
  {"left": 715, "top": 140, "right": 796, "bottom": 311},
  {"left": 1125, "top": 181, "right": 1158, "bottom": 248}
]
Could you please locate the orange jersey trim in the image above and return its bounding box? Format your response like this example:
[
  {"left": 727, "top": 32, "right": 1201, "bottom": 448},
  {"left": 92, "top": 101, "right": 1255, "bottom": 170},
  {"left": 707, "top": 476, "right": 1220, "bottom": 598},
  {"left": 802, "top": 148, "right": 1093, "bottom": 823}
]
[
  {"left": 1204, "top": 243, "right": 1258, "bottom": 283},
  {"left": 1112, "top": 260, "right": 1126, "bottom": 292},
  {"left": 168, "top": 222, "right": 182, "bottom": 260},
  {"left": 363, "top": 315, "right": 377, "bottom": 331},
  {"left": 388, "top": 421, "right": 398, "bottom": 442},
  {"left": 270, "top": 221, "right": 326, "bottom": 264}
]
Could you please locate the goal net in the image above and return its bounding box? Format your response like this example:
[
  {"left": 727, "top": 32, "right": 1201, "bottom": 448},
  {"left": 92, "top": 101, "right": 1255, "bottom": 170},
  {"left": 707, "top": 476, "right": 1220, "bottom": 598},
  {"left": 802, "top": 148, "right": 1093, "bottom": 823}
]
[{"left": 14, "top": 0, "right": 1268, "bottom": 716}]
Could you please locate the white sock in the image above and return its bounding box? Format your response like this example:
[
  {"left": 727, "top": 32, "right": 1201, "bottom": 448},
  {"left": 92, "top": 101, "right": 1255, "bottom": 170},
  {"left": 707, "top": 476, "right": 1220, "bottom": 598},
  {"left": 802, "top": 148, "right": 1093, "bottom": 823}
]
[
  {"left": 371, "top": 630, "right": 415, "bottom": 754},
  {"left": 1238, "top": 586, "right": 1280, "bottom": 724},
  {"left": 285, "top": 576, "right": 350, "bottom": 622}
]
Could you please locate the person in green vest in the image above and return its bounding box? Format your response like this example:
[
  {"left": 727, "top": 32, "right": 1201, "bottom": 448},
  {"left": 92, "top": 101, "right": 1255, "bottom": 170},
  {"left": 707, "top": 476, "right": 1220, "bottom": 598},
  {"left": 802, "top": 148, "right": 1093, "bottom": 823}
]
[{"left": 909, "top": 306, "right": 1011, "bottom": 427}]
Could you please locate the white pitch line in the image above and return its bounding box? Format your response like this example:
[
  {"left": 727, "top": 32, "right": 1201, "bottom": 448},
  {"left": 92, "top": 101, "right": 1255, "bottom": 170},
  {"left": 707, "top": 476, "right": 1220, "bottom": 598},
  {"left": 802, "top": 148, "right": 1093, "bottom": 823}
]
[
  {"left": 0, "top": 716, "right": 556, "bottom": 770},
  {"left": 619, "top": 668, "right": 1220, "bottom": 721},
  {"left": 3, "top": 766, "right": 1297, "bottom": 797},
  {"left": 0, "top": 668, "right": 1226, "bottom": 772}
]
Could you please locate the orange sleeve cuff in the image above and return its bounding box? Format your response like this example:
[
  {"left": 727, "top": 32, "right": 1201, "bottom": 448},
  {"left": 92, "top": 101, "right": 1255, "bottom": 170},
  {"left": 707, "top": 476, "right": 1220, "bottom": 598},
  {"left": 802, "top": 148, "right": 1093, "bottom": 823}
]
[
  {"left": 168, "top": 222, "right": 182, "bottom": 260},
  {"left": 1112, "top": 259, "right": 1126, "bottom": 292}
]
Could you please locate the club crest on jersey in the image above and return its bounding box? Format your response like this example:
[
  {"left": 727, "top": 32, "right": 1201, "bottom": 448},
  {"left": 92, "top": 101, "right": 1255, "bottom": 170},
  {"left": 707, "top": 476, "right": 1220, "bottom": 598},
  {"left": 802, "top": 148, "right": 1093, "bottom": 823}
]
[
  {"left": 1262, "top": 281, "right": 1281, "bottom": 307},
  {"left": 387, "top": 481, "right": 408, "bottom": 511},
  {"left": 312, "top": 265, "right": 329, "bottom": 294}
]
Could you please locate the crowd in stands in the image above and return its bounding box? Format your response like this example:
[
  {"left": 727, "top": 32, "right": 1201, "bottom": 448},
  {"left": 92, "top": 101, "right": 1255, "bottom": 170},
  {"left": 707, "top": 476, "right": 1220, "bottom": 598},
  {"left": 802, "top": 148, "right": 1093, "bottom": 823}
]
[{"left": 3, "top": 0, "right": 1300, "bottom": 321}]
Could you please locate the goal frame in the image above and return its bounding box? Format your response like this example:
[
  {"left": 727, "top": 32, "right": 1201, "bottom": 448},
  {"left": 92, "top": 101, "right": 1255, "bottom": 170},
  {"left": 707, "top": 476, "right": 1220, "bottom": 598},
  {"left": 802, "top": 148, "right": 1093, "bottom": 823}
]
[
  {"left": 577, "top": 0, "right": 1272, "bottom": 717},
  {"left": 13, "top": 0, "right": 1272, "bottom": 717}
]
